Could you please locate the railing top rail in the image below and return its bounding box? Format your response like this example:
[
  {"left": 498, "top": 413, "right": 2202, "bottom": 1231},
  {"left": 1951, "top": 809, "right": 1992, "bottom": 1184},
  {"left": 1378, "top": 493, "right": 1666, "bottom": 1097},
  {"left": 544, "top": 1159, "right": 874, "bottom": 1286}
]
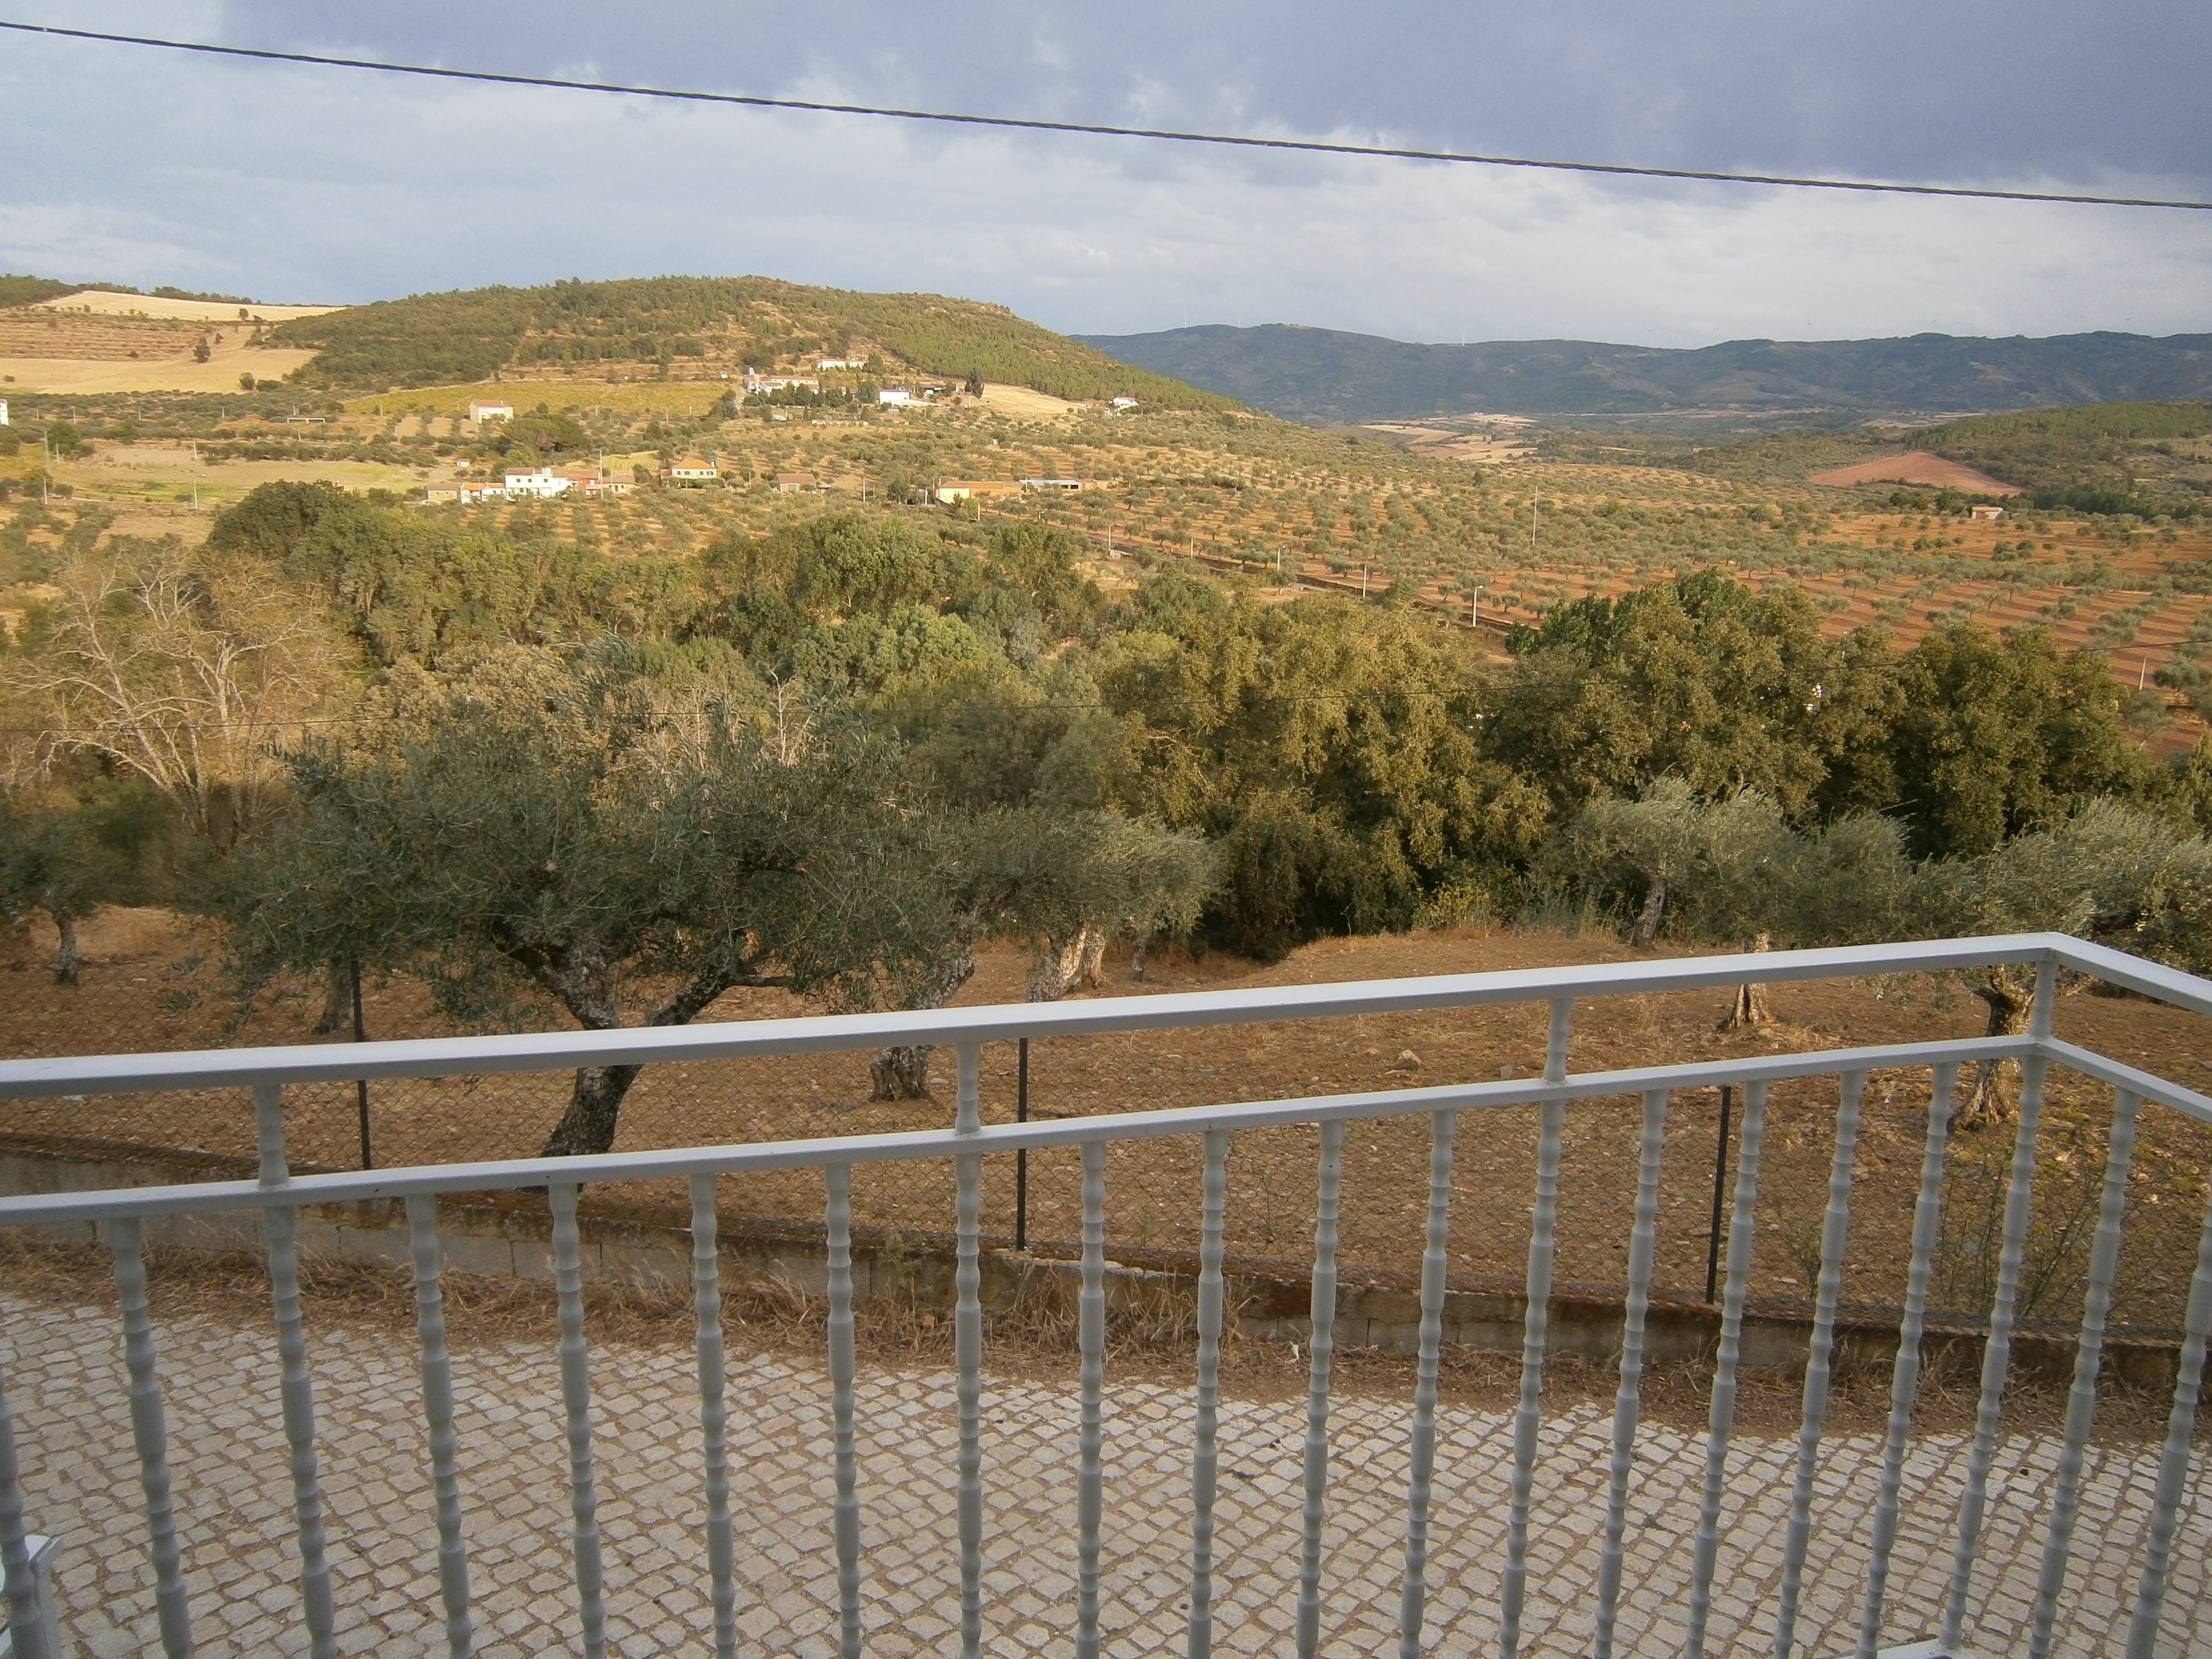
[
  {"left": 0, "top": 934, "right": 2081, "bottom": 1102},
  {"left": 21, "top": 1030, "right": 2195, "bottom": 1231}
]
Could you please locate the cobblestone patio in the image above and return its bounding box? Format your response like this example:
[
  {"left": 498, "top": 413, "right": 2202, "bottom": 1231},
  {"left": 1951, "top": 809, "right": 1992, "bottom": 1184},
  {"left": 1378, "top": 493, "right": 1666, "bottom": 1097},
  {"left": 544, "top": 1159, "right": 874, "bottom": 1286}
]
[{"left": 5, "top": 1292, "right": 2206, "bottom": 1658}]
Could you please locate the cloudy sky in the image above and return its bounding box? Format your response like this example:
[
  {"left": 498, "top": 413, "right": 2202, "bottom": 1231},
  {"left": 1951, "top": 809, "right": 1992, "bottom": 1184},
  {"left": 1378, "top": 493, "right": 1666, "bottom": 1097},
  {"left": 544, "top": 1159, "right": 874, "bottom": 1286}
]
[{"left": 2, "top": 1, "right": 2207, "bottom": 347}]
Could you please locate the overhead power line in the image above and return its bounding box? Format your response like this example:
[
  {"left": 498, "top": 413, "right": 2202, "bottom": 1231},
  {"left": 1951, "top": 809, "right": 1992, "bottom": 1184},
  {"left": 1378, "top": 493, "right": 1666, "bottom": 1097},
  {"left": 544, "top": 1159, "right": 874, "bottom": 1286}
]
[{"left": 4, "top": 19, "right": 2208, "bottom": 213}]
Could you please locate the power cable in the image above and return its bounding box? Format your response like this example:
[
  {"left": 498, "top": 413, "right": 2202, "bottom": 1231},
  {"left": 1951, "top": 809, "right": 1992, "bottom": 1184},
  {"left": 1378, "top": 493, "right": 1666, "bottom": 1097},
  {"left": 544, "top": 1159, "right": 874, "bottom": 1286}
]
[{"left": 3, "top": 19, "right": 2207, "bottom": 213}]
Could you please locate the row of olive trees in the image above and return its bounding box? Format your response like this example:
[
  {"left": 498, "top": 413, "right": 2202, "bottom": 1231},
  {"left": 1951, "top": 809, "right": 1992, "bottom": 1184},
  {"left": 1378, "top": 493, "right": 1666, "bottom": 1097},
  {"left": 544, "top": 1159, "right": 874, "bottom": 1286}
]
[
  {"left": 209, "top": 648, "right": 1215, "bottom": 1155},
  {"left": 1547, "top": 779, "right": 2212, "bottom": 1119}
]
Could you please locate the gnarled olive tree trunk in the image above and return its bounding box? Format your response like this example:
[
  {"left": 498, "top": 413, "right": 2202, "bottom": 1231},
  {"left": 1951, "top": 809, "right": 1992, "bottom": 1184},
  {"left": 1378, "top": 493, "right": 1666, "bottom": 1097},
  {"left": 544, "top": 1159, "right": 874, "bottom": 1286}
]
[
  {"left": 1716, "top": 931, "right": 1772, "bottom": 1031},
  {"left": 1964, "top": 967, "right": 2035, "bottom": 1127},
  {"left": 1026, "top": 924, "right": 1106, "bottom": 1002},
  {"left": 535, "top": 954, "right": 780, "bottom": 1158},
  {"left": 1628, "top": 863, "right": 1668, "bottom": 949},
  {"left": 869, "top": 940, "right": 979, "bottom": 1101}
]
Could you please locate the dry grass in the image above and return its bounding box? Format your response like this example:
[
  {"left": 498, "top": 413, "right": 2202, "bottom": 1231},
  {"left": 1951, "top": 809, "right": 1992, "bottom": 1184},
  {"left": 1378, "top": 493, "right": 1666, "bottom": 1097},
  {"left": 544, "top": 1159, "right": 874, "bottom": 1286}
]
[
  {"left": 6, "top": 915, "right": 2211, "bottom": 1340},
  {"left": 0, "top": 1228, "right": 2175, "bottom": 1443}
]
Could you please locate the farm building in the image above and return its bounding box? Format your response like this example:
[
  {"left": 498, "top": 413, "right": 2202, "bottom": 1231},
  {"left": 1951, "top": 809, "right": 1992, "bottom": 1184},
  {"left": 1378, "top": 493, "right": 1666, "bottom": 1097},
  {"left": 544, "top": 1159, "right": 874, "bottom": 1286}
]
[
  {"left": 425, "top": 479, "right": 512, "bottom": 505},
  {"left": 773, "top": 472, "right": 822, "bottom": 494},
  {"left": 465, "top": 399, "right": 513, "bottom": 423},
  {"left": 502, "top": 466, "right": 571, "bottom": 499},
  {"left": 1019, "top": 477, "right": 1086, "bottom": 491},
  {"left": 662, "top": 458, "right": 719, "bottom": 485},
  {"left": 743, "top": 372, "right": 820, "bottom": 395},
  {"left": 933, "top": 480, "right": 1020, "bottom": 505}
]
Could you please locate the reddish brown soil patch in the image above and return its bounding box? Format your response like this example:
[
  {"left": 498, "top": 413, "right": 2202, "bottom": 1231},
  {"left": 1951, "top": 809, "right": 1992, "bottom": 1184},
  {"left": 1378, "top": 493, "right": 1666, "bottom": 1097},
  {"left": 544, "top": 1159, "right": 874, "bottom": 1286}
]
[{"left": 1809, "top": 451, "right": 2023, "bottom": 494}]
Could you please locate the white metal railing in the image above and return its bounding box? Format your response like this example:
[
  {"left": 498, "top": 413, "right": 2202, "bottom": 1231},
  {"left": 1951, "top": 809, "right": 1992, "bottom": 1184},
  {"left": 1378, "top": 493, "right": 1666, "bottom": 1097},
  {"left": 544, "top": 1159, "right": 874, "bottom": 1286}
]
[{"left": 0, "top": 933, "right": 2207, "bottom": 1658}]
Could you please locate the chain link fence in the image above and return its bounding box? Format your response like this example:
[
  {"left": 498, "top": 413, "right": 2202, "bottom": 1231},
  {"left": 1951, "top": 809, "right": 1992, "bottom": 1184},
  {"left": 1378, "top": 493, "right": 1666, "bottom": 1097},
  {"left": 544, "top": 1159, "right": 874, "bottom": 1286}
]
[{"left": 4, "top": 909, "right": 2208, "bottom": 1343}]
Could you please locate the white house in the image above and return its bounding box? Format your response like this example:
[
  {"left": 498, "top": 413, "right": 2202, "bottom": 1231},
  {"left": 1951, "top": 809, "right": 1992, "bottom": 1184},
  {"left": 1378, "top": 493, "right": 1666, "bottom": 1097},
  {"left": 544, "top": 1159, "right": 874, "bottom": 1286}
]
[
  {"left": 1110, "top": 396, "right": 1140, "bottom": 410},
  {"left": 662, "top": 458, "right": 719, "bottom": 485},
  {"left": 743, "top": 372, "right": 820, "bottom": 395},
  {"left": 877, "top": 388, "right": 913, "bottom": 406},
  {"left": 1018, "top": 477, "right": 1085, "bottom": 491},
  {"left": 502, "top": 466, "right": 572, "bottom": 499},
  {"left": 467, "top": 399, "right": 514, "bottom": 423},
  {"left": 0, "top": 400, "right": 9, "bottom": 427}
]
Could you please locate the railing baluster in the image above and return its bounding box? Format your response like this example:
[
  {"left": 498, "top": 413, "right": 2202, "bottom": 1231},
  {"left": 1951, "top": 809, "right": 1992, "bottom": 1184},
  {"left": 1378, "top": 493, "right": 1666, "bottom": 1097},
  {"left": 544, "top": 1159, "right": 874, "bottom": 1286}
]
[
  {"left": 1774, "top": 1071, "right": 1867, "bottom": 1659},
  {"left": 1855, "top": 1064, "right": 1958, "bottom": 1659},
  {"left": 1943, "top": 1053, "right": 2050, "bottom": 1652},
  {"left": 953, "top": 1043, "right": 985, "bottom": 1659},
  {"left": 1397, "top": 1108, "right": 1458, "bottom": 1659},
  {"left": 689, "top": 1174, "right": 739, "bottom": 1659},
  {"left": 2125, "top": 1160, "right": 2212, "bottom": 1659},
  {"left": 1187, "top": 1129, "right": 1230, "bottom": 1659},
  {"left": 1683, "top": 1078, "right": 1769, "bottom": 1659},
  {"left": 109, "top": 1214, "right": 194, "bottom": 1659},
  {"left": 1500, "top": 1093, "right": 1568, "bottom": 1659},
  {"left": 0, "top": 1318, "right": 46, "bottom": 1659},
  {"left": 1593, "top": 1088, "right": 1669, "bottom": 1659},
  {"left": 2026, "top": 1086, "right": 2142, "bottom": 1659},
  {"left": 1075, "top": 1140, "right": 1108, "bottom": 1659},
  {"left": 954, "top": 1149, "right": 985, "bottom": 1653},
  {"left": 253, "top": 1082, "right": 337, "bottom": 1659},
  {"left": 548, "top": 1181, "right": 607, "bottom": 1659},
  {"left": 825, "top": 1161, "right": 864, "bottom": 1659},
  {"left": 404, "top": 1196, "right": 474, "bottom": 1659},
  {"left": 1295, "top": 1118, "right": 1345, "bottom": 1659}
]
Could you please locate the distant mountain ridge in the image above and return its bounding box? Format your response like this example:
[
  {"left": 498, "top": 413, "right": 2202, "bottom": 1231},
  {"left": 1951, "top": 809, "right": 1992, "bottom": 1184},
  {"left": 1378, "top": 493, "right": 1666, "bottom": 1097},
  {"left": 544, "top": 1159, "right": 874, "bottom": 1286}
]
[{"left": 1075, "top": 323, "right": 2212, "bottom": 424}]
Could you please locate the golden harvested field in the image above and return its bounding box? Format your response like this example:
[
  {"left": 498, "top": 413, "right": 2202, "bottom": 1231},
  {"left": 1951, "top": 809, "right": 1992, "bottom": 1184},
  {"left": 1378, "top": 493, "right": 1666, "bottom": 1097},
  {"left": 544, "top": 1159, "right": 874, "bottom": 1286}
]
[
  {"left": 31, "top": 291, "right": 337, "bottom": 323},
  {"left": 0, "top": 306, "right": 317, "bottom": 393}
]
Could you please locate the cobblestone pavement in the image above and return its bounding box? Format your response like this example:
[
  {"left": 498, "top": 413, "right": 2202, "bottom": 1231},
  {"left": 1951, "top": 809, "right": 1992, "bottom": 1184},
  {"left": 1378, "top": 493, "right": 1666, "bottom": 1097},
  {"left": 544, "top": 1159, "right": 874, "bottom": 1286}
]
[{"left": 4, "top": 1292, "right": 2207, "bottom": 1658}]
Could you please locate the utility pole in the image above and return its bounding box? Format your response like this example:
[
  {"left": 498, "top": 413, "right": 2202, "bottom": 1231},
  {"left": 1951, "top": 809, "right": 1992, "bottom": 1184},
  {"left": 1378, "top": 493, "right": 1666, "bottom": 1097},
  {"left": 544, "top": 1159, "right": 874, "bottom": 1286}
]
[
  {"left": 1360, "top": 561, "right": 1369, "bottom": 597},
  {"left": 1530, "top": 497, "right": 1539, "bottom": 560},
  {"left": 1469, "top": 583, "right": 1485, "bottom": 630}
]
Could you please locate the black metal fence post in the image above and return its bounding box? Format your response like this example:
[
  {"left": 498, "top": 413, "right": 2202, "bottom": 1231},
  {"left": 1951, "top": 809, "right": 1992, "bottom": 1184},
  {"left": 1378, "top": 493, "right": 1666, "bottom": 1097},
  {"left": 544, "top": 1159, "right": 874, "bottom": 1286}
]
[
  {"left": 1704, "top": 1083, "right": 1733, "bottom": 1303},
  {"left": 1014, "top": 1038, "right": 1029, "bottom": 1250},
  {"left": 350, "top": 957, "right": 372, "bottom": 1170}
]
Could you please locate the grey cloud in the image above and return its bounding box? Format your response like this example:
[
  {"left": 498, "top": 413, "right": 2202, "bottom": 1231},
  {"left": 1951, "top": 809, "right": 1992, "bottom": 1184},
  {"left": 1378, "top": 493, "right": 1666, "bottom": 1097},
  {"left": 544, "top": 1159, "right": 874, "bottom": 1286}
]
[{"left": 226, "top": 1, "right": 2212, "bottom": 189}]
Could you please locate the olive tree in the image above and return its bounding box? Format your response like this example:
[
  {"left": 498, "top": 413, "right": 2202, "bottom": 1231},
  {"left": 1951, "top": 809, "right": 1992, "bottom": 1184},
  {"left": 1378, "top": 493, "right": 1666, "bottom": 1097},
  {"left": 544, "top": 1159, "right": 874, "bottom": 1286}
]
[{"left": 218, "top": 661, "right": 966, "bottom": 1157}]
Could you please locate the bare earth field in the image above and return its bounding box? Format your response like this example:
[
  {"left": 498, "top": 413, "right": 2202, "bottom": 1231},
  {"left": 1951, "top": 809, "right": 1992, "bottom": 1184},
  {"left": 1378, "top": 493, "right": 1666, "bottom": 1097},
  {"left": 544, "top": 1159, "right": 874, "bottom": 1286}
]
[
  {"left": 4, "top": 913, "right": 2207, "bottom": 1333},
  {"left": 1809, "top": 451, "right": 2024, "bottom": 494}
]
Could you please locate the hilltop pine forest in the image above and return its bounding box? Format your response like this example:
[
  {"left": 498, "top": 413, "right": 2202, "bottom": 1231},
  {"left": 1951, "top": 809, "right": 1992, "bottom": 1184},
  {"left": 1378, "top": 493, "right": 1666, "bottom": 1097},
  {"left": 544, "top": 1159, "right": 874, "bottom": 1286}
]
[{"left": 8, "top": 273, "right": 2212, "bottom": 1102}]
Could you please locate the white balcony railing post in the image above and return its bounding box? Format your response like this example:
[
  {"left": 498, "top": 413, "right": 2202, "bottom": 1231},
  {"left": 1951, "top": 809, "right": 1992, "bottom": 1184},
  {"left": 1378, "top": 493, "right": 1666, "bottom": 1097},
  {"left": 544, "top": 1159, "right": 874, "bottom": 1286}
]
[
  {"left": 2027, "top": 1086, "right": 2143, "bottom": 1659},
  {"left": 1397, "top": 1108, "right": 1458, "bottom": 1659},
  {"left": 1074, "top": 1140, "right": 1108, "bottom": 1659},
  {"left": 953, "top": 1040, "right": 985, "bottom": 1659},
  {"left": 548, "top": 1181, "right": 607, "bottom": 1659},
  {"left": 689, "top": 1174, "right": 739, "bottom": 1659},
  {"left": 1684, "top": 1079, "right": 1770, "bottom": 1659},
  {"left": 1295, "top": 1118, "right": 1345, "bottom": 1659},
  {"left": 1856, "top": 1063, "right": 1959, "bottom": 1659},
  {"left": 2126, "top": 1163, "right": 2212, "bottom": 1658},
  {"left": 1774, "top": 1070, "right": 1867, "bottom": 1659},
  {"left": 824, "top": 1162, "right": 864, "bottom": 1659},
  {"left": 0, "top": 1344, "right": 47, "bottom": 1659},
  {"left": 1593, "top": 1087, "right": 1669, "bottom": 1659},
  {"left": 1186, "top": 1128, "right": 1230, "bottom": 1659},
  {"left": 255, "top": 1082, "right": 337, "bottom": 1659},
  {"left": 405, "top": 1193, "right": 475, "bottom": 1659},
  {"left": 107, "top": 1213, "right": 194, "bottom": 1659},
  {"left": 1945, "top": 1054, "right": 2051, "bottom": 1650}
]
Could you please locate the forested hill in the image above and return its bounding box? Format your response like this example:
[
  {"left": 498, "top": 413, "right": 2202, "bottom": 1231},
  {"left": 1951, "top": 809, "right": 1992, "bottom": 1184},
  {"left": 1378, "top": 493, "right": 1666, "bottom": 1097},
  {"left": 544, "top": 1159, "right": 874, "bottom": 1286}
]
[
  {"left": 1076, "top": 323, "right": 2212, "bottom": 423},
  {"left": 268, "top": 275, "right": 1234, "bottom": 408}
]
